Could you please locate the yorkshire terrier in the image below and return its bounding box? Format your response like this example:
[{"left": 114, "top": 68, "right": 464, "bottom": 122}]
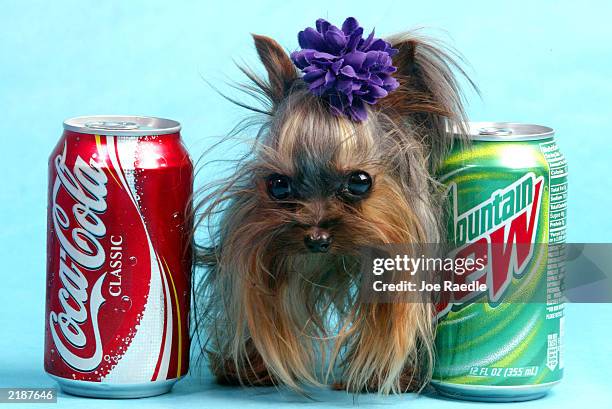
[{"left": 193, "top": 17, "right": 471, "bottom": 394}]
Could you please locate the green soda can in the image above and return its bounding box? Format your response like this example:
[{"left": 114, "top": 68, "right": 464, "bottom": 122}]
[{"left": 432, "top": 122, "right": 567, "bottom": 402}]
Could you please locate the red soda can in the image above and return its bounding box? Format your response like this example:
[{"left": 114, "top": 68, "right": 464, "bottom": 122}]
[{"left": 45, "top": 116, "right": 193, "bottom": 398}]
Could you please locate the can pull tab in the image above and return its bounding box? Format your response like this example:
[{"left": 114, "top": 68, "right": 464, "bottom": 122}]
[
  {"left": 478, "top": 127, "right": 513, "bottom": 136},
  {"left": 85, "top": 121, "right": 140, "bottom": 131}
]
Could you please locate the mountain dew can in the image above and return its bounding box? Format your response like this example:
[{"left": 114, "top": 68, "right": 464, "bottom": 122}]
[{"left": 432, "top": 123, "right": 567, "bottom": 402}]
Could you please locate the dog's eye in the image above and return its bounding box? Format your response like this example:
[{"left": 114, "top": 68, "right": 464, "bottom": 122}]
[
  {"left": 346, "top": 171, "right": 372, "bottom": 195},
  {"left": 266, "top": 173, "right": 292, "bottom": 200}
]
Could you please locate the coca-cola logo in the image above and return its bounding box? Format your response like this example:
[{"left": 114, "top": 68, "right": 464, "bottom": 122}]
[{"left": 49, "top": 143, "right": 108, "bottom": 372}]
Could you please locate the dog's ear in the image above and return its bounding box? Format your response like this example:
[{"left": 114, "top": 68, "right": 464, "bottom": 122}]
[
  {"left": 378, "top": 34, "right": 475, "bottom": 165},
  {"left": 252, "top": 34, "right": 298, "bottom": 105}
]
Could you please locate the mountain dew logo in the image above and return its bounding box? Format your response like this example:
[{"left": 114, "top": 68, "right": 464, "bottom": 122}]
[{"left": 436, "top": 172, "right": 544, "bottom": 316}]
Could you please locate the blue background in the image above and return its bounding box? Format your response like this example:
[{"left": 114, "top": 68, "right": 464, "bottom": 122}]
[{"left": 1, "top": 0, "right": 610, "bottom": 407}]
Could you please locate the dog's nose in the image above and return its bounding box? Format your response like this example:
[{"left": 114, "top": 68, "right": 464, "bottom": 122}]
[{"left": 304, "top": 228, "right": 332, "bottom": 253}]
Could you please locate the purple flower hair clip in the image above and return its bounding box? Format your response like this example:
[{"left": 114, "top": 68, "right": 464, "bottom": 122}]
[{"left": 290, "top": 17, "right": 400, "bottom": 122}]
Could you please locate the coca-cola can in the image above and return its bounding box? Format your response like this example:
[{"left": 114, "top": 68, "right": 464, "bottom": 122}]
[{"left": 45, "top": 116, "right": 193, "bottom": 398}]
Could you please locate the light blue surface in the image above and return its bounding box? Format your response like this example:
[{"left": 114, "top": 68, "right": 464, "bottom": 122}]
[
  {"left": 1, "top": 0, "right": 611, "bottom": 407},
  {"left": 2, "top": 304, "right": 610, "bottom": 408}
]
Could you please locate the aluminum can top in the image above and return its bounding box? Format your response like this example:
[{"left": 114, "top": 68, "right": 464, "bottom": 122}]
[
  {"left": 457, "top": 122, "right": 554, "bottom": 142},
  {"left": 63, "top": 115, "right": 181, "bottom": 136}
]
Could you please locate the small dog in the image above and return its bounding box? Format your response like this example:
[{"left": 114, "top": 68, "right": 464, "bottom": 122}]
[{"left": 193, "top": 18, "right": 471, "bottom": 394}]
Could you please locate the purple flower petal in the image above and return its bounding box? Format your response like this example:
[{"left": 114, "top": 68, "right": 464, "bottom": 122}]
[
  {"left": 359, "top": 29, "right": 375, "bottom": 51},
  {"left": 316, "top": 19, "right": 331, "bottom": 35},
  {"left": 330, "top": 59, "right": 343, "bottom": 74},
  {"left": 356, "top": 71, "right": 371, "bottom": 81},
  {"left": 298, "top": 28, "right": 326, "bottom": 51},
  {"left": 340, "top": 65, "right": 358, "bottom": 78},
  {"left": 324, "top": 70, "right": 336, "bottom": 87},
  {"left": 369, "top": 74, "right": 384, "bottom": 86},
  {"left": 343, "top": 51, "right": 366, "bottom": 69},
  {"left": 368, "top": 84, "right": 388, "bottom": 99},
  {"left": 368, "top": 38, "right": 388, "bottom": 51},
  {"left": 325, "top": 26, "right": 347, "bottom": 52},
  {"left": 309, "top": 76, "right": 326, "bottom": 91},
  {"left": 290, "top": 51, "right": 308, "bottom": 68},
  {"left": 383, "top": 76, "right": 400, "bottom": 90},
  {"left": 341, "top": 17, "right": 359, "bottom": 35},
  {"left": 337, "top": 79, "right": 353, "bottom": 93},
  {"left": 311, "top": 50, "right": 337, "bottom": 60},
  {"left": 346, "top": 27, "right": 364, "bottom": 51},
  {"left": 303, "top": 68, "right": 326, "bottom": 82},
  {"left": 363, "top": 50, "right": 379, "bottom": 68},
  {"left": 387, "top": 47, "right": 399, "bottom": 57}
]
